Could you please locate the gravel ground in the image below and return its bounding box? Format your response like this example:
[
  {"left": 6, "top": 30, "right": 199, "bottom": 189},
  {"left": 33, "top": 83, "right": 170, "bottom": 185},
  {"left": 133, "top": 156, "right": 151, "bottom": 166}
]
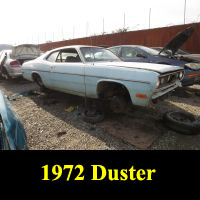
[{"left": 0, "top": 78, "right": 200, "bottom": 150}]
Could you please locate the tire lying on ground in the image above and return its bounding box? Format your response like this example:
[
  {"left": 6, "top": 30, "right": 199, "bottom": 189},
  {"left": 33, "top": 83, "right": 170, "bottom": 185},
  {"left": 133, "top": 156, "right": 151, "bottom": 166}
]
[
  {"left": 195, "top": 92, "right": 200, "bottom": 97},
  {"left": 163, "top": 111, "right": 200, "bottom": 135},
  {"left": 81, "top": 108, "right": 104, "bottom": 124}
]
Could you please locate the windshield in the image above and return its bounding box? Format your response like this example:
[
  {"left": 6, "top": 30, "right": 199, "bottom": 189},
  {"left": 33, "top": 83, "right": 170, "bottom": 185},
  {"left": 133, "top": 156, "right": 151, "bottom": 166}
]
[
  {"left": 80, "top": 47, "right": 120, "bottom": 62},
  {"left": 177, "top": 49, "right": 189, "bottom": 55},
  {"left": 140, "top": 46, "right": 168, "bottom": 56}
]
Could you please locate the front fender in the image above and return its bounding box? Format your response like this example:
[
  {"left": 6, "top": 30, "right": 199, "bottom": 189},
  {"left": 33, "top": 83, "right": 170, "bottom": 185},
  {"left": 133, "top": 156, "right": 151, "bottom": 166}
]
[
  {"left": 96, "top": 79, "right": 154, "bottom": 107},
  {"left": 123, "top": 81, "right": 154, "bottom": 106}
]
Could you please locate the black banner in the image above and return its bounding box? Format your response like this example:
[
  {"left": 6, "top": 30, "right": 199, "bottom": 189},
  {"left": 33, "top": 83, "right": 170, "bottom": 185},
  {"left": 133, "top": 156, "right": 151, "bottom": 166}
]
[{"left": 0, "top": 150, "right": 199, "bottom": 187}]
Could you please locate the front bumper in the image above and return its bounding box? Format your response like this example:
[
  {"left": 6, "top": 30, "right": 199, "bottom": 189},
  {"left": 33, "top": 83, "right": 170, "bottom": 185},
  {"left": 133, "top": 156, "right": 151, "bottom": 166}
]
[
  {"left": 182, "top": 76, "right": 200, "bottom": 86},
  {"left": 152, "top": 81, "right": 180, "bottom": 100}
]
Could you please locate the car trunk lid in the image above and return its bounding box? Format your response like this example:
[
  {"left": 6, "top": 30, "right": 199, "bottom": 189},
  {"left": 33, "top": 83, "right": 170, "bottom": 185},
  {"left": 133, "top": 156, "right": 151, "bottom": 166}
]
[{"left": 11, "top": 44, "right": 41, "bottom": 64}]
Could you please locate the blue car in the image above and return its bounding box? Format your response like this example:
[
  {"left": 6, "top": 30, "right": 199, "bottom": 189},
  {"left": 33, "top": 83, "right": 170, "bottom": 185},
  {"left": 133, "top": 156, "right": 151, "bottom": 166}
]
[
  {"left": 0, "top": 90, "right": 27, "bottom": 150},
  {"left": 108, "top": 27, "right": 200, "bottom": 87}
]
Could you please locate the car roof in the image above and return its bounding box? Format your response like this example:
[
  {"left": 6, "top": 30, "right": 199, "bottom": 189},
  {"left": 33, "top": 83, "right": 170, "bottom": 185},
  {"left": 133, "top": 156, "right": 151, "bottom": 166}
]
[
  {"left": 108, "top": 45, "right": 146, "bottom": 48},
  {"left": 50, "top": 45, "right": 104, "bottom": 52}
]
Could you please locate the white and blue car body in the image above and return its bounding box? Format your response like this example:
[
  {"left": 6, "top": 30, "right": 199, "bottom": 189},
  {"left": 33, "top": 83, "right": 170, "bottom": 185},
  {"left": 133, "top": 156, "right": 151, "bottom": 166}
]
[{"left": 22, "top": 45, "right": 184, "bottom": 107}]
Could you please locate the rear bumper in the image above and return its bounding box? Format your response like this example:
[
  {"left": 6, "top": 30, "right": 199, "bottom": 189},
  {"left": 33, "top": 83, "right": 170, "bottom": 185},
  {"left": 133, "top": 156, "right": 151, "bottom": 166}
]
[
  {"left": 9, "top": 72, "right": 23, "bottom": 78},
  {"left": 6, "top": 67, "right": 22, "bottom": 78}
]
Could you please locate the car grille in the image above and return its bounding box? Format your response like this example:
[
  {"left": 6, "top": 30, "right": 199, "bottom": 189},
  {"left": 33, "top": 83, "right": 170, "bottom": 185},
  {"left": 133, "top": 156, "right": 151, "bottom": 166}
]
[{"left": 158, "top": 70, "right": 183, "bottom": 88}]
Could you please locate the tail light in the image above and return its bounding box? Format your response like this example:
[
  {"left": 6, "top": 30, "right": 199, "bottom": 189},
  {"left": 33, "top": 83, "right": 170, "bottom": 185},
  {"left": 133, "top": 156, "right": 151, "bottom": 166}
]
[{"left": 10, "top": 60, "right": 21, "bottom": 67}]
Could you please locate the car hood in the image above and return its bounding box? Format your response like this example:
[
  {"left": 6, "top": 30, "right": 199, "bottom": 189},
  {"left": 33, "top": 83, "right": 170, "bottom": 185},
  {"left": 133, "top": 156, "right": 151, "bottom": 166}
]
[
  {"left": 159, "top": 27, "right": 194, "bottom": 56},
  {"left": 181, "top": 54, "right": 200, "bottom": 62},
  {"left": 94, "top": 61, "right": 182, "bottom": 74}
]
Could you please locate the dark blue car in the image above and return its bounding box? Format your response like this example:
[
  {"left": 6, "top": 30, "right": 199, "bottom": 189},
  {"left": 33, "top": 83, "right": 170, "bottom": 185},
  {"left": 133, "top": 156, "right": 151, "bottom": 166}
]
[
  {"left": 0, "top": 90, "right": 27, "bottom": 150},
  {"left": 108, "top": 27, "right": 200, "bottom": 87}
]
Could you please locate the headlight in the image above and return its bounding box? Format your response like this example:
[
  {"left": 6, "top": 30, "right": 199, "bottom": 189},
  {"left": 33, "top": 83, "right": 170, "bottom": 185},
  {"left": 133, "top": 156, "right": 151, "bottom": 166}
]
[
  {"left": 179, "top": 71, "right": 184, "bottom": 80},
  {"left": 160, "top": 77, "right": 165, "bottom": 84},
  {"left": 167, "top": 75, "right": 171, "bottom": 82},
  {"left": 156, "top": 79, "right": 160, "bottom": 88}
]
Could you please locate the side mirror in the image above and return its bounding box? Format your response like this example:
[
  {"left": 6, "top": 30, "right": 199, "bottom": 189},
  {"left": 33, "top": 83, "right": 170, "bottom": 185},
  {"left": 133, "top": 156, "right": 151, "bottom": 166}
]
[{"left": 136, "top": 53, "right": 146, "bottom": 58}]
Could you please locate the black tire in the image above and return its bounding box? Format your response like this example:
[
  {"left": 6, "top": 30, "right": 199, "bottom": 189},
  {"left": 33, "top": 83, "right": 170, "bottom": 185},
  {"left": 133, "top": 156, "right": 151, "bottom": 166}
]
[
  {"left": 2, "top": 67, "right": 11, "bottom": 80},
  {"left": 109, "top": 95, "right": 128, "bottom": 113},
  {"left": 195, "top": 92, "right": 200, "bottom": 97},
  {"left": 82, "top": 109, "right": 104, "bottom": 124},
  {"left": 33, "top": 74, "right": 46, "bottom": 92},
  {"left": 163, "top": 111, "right": 200, "bottom": 135}
]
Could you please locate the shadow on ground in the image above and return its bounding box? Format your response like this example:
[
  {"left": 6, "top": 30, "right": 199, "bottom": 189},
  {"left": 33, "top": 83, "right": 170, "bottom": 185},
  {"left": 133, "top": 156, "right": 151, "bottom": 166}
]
[{"left": 26, "top": 88, "right": 199, "bottom": 149}]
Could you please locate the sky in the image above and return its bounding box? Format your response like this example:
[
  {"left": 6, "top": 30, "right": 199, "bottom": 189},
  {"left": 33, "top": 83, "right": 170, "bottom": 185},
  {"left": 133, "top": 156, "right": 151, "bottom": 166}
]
[{"left": 0, "top": 0, "right": 200, "bottom": 45}]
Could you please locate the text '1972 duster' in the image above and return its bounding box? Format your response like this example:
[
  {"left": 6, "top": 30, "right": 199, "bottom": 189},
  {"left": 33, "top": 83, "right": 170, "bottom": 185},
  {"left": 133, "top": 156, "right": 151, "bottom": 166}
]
[{"left": 22, "top": 45, "right": 184, "bottom": 112}]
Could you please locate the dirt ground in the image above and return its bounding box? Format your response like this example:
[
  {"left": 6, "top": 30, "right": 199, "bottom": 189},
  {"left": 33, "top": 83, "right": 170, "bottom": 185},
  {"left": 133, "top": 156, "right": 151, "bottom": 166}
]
[{"left": 0, "top": 78, "right": 200, "bottom": 150}]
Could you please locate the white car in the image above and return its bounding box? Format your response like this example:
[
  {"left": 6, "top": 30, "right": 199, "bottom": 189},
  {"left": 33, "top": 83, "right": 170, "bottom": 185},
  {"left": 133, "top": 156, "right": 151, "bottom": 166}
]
[
  {"left": 22, "top": 45, "right": 184, "bottom": 112},
  {"left": 0, "top": 44, "right": 41, "bottom": 79}
]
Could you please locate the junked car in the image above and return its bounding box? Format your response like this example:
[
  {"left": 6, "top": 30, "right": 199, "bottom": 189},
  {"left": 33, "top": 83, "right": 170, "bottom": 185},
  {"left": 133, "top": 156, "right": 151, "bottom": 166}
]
[
  {"left": 0, "top": 90, "right": 27, "bottom": 150},
  {"left": 22, "top": 45, "right": 184, "bottom": 112},
  {"left": 0, "top": 44, "right": 41, "bottom": 80},
  {"left": 108, "top": 27, "right": 200, "bottom": 87}
]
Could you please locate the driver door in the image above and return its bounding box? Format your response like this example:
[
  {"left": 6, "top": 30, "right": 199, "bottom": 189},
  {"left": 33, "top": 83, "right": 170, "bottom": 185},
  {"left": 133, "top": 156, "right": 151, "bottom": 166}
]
[{"left": 50, "top": 48, "right": 85, "bottom": 96}]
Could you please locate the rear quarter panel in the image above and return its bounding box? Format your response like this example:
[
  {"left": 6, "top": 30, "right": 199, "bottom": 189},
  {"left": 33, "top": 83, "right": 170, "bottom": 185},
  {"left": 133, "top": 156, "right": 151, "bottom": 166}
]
[{"left": 22, "top": 59, "right": 52, "bottom": 88}]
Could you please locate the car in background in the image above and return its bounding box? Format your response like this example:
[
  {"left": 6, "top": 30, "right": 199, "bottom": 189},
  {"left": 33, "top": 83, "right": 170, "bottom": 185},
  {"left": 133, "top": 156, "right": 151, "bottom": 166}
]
[
  {"left": 108, "top": 27, "right": 200, "bottom": 86},
  {"left": 0, "top": 90, "right": 27, "bottom": 150},
  {"left": 0, "top": 44, "right": 13, "bottom": 51},
  {"left": 0, "top": 44, "right": 41, "bottom": 80},
  {"left": 152, "top": 47, "right": 200, "bottom": 63},
  {"left": 22, "top": 45, "right": 183, "bottom": 112}
]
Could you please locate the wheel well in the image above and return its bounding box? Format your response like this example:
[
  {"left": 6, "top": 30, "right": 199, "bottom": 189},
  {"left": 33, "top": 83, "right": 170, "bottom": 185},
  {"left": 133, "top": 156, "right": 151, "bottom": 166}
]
[
  {"left": 97, "top": 81, "right": 131, "bottom": 101},
  {"left": 32, "top": 73, "right": 40, "bottom": 81},
  {"left": 2, "top": 66, "right": 7, "bottom": 72}
]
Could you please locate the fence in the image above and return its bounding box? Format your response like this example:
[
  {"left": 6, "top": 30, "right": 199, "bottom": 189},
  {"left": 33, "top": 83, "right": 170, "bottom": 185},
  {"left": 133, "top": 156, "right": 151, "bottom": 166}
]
[{"left": 39, "top": 22, "right": 200, "bottom": 53}]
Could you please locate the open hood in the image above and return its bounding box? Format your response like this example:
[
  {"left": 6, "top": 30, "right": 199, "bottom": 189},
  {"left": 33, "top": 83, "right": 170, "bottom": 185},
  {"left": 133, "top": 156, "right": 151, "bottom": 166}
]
[
  {"left": 11, "top": 44, "right": 40, "bottom": 60},
  {"left": 159, "top": 27, "right": 194, "bottom": 56}
]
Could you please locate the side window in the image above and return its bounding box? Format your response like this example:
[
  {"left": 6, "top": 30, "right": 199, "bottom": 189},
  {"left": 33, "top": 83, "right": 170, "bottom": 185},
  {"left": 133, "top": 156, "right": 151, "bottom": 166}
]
[
  {"left": 121, "top": 47, "right": 138, "bottom": 58},
  {"left": 81, "top": 49, "right": 95, "bottom": 62},
  {"left": 46, "top": 51, "right": 60, "bottom": 62},
  {"left": 56, "top": 48, "right": 81, "bottom": 63},
  {"left": 109, "top": 47, "right": 120, "bottom": 56}
]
